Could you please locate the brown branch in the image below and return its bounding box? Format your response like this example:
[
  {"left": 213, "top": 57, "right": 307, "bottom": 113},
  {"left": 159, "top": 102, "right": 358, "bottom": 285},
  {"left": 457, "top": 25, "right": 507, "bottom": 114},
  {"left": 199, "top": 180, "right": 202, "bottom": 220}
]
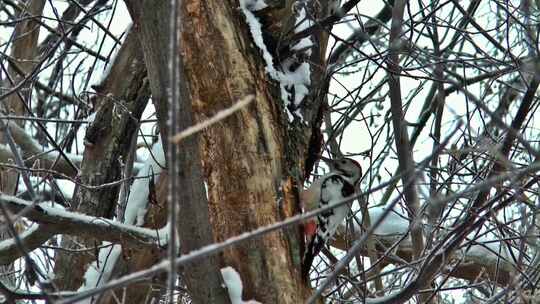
[
  {"left": 167, "top": 1, "right": 230, "bottom": 302},
  {"left": 331, "top": 228, "right": 513, "bottom": 287},
  {"left": 0, "top": 194, "right": 164, "bottom": 265},
  {"left": 386, "top": 0, "right": 424, "bottom": 262}
]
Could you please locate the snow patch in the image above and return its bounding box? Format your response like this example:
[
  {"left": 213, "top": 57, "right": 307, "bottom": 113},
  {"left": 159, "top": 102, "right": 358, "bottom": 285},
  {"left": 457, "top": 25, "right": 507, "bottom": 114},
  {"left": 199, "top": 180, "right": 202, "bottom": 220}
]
[
  {"left": 123, "top": 139, "right": 165, "bottom": 226},
  {"left": 239, "top": 0, "right": 314, "bottom": 121},
  {"left": 242, "top": 0, "right": 268, "bottom": 11},
  {"left": 353, "top": 207, "right": 409, "bottom": 236},
  {"left": 221, "top": 266, "right": 262, "bottom": 304},
  {"left": 239, "top": 0, "right": 279, "bottom": 78},
  {"left": 462, "top": 233, "right": 518, "bottom": 263},
  {"left": 70, "top": 138, "right": 166, "bottom": 296},
  {"left": 279, "top": 61, "right": 311, "bottom": 118},
  {"left": 78, "top": 242, "right": 122, "bottom": 304}
]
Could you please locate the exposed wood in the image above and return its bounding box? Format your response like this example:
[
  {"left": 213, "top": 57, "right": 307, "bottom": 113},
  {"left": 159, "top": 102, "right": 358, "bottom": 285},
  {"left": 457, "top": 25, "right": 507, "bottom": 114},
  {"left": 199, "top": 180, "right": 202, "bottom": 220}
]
[
  {"left": 178, "top": 1, "right": 314, "bottom": 302},
  {"left": 167, "top": 1, "right": 231, "bottom": 301}
]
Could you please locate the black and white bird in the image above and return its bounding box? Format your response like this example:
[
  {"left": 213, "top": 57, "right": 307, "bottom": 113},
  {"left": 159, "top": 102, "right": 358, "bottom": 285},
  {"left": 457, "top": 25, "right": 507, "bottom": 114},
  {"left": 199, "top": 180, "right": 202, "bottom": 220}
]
[{"left": 301, "top": 157, "right": 362, "bottom": 281}]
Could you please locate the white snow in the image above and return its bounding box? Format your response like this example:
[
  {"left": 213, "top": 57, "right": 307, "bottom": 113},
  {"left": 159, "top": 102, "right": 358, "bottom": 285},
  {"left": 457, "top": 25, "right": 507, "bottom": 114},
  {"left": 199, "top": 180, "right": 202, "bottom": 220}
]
[
  {"left": 0, "top": 194, "right": 166, "bottom": 244},
  {"left": 0, "top": 223, "right": 39, "bottom": 251},
  {"left": 279, "top": 5, "right": 313, "bottom": 117},
  {"left": 78, "top": 242, "right": 122, "bottom": 304},
  {"left": 291, "top": 5, "right": 314, "bottom": 55},
  {"left": 72, "top": 138, "right": 167, "bottom": 297},
  {"left": 462, "top": 232, "right": 518, "bottom": 263},
  {"left": 123, "top": 139, "right": 165, "bottom": 226},
  {"left": 38, "top": 200, "right": 66, "bottom": 211},
  {"left": 221, "top": 267, "right": 243, "bottom": 304},
  {"left": 241, "top": 0, "right": 268, "bottom": 11},
  {"left": 221, "top": 266, "right": 262, "bottom": 304},
  {"left": 239, "top": 0, "right": 314, "bottom": 121},
  {"left": 239, "top": 0, "right": 279, "bottom": 78},
  {"left": 291, "top": 37, "right": 314, "bottom": 54},
  {"left": 352, "top": 207, "right": 410, "bottom": 236},
  {"left": 279, "top": 61, "right": 312, "bottom": 117}
]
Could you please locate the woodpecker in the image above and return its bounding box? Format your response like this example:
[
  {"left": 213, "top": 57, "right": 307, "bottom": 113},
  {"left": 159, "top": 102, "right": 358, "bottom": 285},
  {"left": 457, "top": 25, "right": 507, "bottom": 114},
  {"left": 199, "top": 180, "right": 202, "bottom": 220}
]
[{"left": 301, "top": 157, "right": 362, "bottom": 281}]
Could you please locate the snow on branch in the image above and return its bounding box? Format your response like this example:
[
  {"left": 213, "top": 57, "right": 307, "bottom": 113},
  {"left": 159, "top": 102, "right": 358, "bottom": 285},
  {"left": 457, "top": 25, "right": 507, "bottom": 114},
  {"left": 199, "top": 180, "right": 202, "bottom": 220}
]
[
  {"left": 76, "top": 137, "right": 166, "bottom": 294},
  {"left": 0, "top": 194, "right": 167, "bottom": 247},
  {"left": 239, "top": 0, "right": 314, "bottom": 121},
  {"left": 328, "top": 208, "right": 517, "bottom": 286}
]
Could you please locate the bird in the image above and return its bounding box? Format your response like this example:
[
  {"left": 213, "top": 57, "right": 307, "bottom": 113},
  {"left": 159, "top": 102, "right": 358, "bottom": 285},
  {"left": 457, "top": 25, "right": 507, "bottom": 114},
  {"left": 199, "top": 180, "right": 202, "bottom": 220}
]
[{"left": 301, "top": 157, "right": 362, "bottom": 281}]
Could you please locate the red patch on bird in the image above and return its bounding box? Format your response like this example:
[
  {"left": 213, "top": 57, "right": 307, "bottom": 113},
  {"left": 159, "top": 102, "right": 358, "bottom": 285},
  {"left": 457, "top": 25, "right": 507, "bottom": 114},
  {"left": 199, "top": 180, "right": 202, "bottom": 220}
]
[
  {"left": 304, "top": 220, "right": 317, "bottom": 237},
  {"left": 349, "top": 158, "right": 362, "bottom": 174}
]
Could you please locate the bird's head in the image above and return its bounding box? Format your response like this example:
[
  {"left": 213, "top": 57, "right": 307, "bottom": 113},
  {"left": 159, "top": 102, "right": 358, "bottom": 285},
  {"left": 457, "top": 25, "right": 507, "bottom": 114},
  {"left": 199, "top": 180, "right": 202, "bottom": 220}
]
[{"left": 322, "top": 157, "right": 363, "bottom": 185}]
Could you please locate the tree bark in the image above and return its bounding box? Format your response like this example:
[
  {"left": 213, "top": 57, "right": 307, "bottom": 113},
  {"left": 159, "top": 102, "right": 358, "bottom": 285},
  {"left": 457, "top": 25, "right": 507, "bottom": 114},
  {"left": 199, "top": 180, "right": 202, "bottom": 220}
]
[
  {"left": 177, "top": 1, "right": 313, "bottom": 302},
  {"left": 53, "top": 28, "right": 150, "bottom": 290},
  {"left": 0, "top": 0, "right": 46, "bottom": 287},
  {"left": 127, "top": 0, "right": 323, "bottom": 302}
]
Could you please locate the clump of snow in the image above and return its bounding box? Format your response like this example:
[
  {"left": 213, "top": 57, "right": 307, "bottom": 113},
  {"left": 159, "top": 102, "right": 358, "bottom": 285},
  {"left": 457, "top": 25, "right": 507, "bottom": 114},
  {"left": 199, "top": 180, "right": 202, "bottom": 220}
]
[
  {"left": 352, "top": 207, "right": 409, "bottom": 236},
  {"left": 291, "top": 5, "right": 314, "bottom": 53},
  {"left": 221, "top": 266, "right": 262, "bottom": 304},
  {"left": 74, "top": 139, "right": 165, "bottom": 294},
  {"left": 124, "top": 138, "right": 165, "bottom": 226},
  {"left": 239, "top": 0, "right": 279, "bottom": 78},
  {"left": 76, "top": 137, "right": 167, "bottom": 296},
  {"left": 239, "top": 0, "right": 314, "bottom": 121},
  {"left": 221, "top": 267, "right": 243, "bottom": 304},
  {"left": 279, "top": 61, "right": 312, "bottom": 118},
  {"left": 279, "top": 5, "right": 314, "bottom": 119},
  {"left": 38, "top": 200, "right": 66, "bottom": 211},
  {"left": 462, "top": 232, "right": 518, "bottom": 263},
  {"left": 78, "top": 242, "right": 121, "bottom": 303}
]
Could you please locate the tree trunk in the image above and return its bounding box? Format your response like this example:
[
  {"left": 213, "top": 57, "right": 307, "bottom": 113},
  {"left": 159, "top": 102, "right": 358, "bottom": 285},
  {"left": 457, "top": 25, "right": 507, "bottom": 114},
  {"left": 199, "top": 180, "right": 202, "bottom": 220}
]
[
  {"left": 175, "top": 1, "right": 319, "bottom": 302},
  {"left": 0, "top": 0, "right": 46, "bottom": 287},
  {"left": 53, "top": 28, "right": 150, "bottom": 290},
  {"left": 126, "top": 0, "right": 328, "bottom": 302}
]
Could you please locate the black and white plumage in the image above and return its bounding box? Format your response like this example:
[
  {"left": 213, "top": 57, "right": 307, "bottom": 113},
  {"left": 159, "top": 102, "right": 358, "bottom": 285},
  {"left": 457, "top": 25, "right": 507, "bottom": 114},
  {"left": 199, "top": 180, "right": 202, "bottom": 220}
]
[{"left": 301, "top": 158, "right": 362, "bottom": 281}]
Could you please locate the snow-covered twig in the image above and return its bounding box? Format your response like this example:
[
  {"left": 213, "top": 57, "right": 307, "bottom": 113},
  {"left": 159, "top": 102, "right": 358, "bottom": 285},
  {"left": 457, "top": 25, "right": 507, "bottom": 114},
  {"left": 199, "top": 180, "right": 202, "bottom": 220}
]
[{"left": 0, "top": 195, "right": 167, "bottom": 248}]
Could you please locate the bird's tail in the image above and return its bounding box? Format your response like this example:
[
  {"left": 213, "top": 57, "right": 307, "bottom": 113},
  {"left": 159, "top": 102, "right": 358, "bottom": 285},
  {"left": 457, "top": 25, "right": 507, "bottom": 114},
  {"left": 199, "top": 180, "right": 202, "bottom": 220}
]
[{"left": 302, "top": 233, "right": 325, "bottom": 282}]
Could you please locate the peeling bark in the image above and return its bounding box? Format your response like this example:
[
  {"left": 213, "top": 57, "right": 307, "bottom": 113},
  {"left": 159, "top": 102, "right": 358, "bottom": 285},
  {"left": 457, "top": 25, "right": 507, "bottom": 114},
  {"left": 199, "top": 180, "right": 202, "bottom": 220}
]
[
  {"left": 179, "top": 1, "right": 312, "bottom": 302},
  {"left": 126, "top": 0, "right": 330, "bottom": 301}
]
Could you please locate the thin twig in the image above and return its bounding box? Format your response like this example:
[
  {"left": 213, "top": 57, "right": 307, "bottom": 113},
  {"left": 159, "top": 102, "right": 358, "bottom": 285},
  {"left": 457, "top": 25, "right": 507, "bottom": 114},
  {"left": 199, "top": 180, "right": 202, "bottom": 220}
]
[{"left": 170, "top": 95, "right": 255, "bottom": 144}]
